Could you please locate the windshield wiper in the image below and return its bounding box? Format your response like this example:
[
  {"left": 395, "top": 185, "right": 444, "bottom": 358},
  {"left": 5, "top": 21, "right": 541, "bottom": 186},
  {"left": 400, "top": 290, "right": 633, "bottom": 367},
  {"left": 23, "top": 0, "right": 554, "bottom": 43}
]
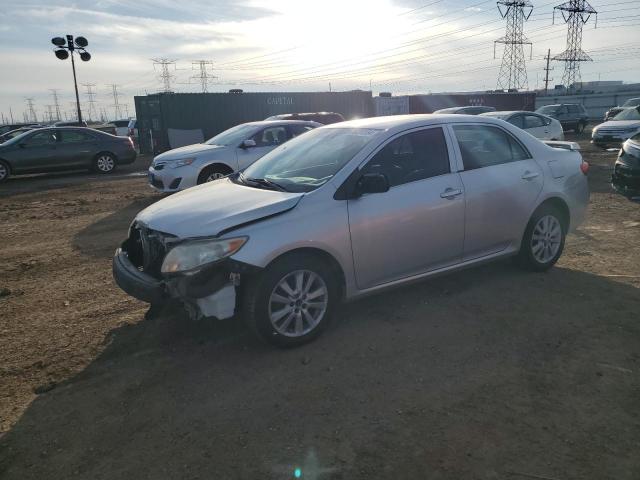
[{"left": 241, "top": 174, "right": 288, "bottom": 192}]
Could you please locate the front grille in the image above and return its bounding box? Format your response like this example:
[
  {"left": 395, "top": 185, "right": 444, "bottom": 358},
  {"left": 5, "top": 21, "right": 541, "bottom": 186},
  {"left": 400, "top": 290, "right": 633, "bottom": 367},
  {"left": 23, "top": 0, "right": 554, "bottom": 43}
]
[
  {"left": 124, "top": 223, "right": 176, "bottom": 278},
  {"left": 597, "top": 128, "right": 633, "bottom": 136}
]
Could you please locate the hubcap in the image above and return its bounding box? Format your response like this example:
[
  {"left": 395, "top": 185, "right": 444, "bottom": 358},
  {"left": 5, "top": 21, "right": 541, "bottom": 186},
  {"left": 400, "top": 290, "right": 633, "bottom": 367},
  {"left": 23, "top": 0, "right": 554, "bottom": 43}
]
[
  {"left": 97, "top": 155, "right": 114, "bottom": 172},
  {"left": 531, "top": 215, "right": 562, "bottom": 264},
  {"left": 0, "top": 164, "right": 7, "bottom": 180},
  {"left": 268, "top": 270, "right": 328, "bottom": 338},
  {"left": 206, "top": 172, "right": 225, "bottom": 182}
]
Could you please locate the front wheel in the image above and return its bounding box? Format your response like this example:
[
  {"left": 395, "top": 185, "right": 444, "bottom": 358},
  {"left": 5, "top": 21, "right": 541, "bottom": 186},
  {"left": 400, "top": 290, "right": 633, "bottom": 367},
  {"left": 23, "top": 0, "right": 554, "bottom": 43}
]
[
  {"left": 197, "top": 165, "right": 232, "bottom": 184},
  {"left": 516, "top": 205, "right": 566, "bottom": 271},
  {"left": 93, "top": 153, "right": 116, "bottom": 174},
  {"left": 243, "top": 254, "right": 338, "bottom": 347}
]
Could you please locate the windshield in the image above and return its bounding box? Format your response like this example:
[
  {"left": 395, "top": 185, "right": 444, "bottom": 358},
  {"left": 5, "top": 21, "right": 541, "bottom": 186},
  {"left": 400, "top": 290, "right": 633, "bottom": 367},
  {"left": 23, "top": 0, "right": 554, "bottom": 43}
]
[
  {"left": 204, "top": 123, "right": 258, "bottom": 146},
  {"left": 622, "top": 98, "right": 640, "bottom": 107},
  {"left": 536, "top": 105, "right": 558, "bottom": 115},
  {"left": 241, "top": 127, "right": 379, "bottom": 192},
  {"left": 613, "top": 107, "right": 640, "bottom": 121}
]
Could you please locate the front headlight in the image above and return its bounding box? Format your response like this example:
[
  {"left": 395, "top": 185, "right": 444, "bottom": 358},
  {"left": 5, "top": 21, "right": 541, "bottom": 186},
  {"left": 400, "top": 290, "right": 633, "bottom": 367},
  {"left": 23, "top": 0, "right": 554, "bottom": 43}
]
[
  {"left": 169, "top": 157, "right": 196, "bottom": 169},
  {"left": 161, "top": 237, "right": 248, "bottom": 274}
]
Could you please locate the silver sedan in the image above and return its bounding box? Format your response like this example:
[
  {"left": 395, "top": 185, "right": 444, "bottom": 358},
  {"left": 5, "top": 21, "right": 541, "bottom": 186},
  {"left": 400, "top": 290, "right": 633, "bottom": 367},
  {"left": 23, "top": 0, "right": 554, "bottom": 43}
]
[{"left": 114, "top": 115, "right": 590, "bottom": 347}]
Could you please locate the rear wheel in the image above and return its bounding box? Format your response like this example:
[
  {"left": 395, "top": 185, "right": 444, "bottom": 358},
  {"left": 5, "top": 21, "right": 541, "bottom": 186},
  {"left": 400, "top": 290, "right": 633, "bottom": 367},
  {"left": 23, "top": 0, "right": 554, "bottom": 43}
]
[
  {"left": 0, "top": 160, "right": 9, "bottom": 183},
  {"left": 197, "top": 164, "right": 232, "bottom": 184},
  {"left": 516, "top": 205, "right": 566, "bottom": 271},
  {"left": 93, "top": 152, "right": 116, "bottom": 174},
  {"left": 243, "top": 253, "right": 338, "bottom": 347}
]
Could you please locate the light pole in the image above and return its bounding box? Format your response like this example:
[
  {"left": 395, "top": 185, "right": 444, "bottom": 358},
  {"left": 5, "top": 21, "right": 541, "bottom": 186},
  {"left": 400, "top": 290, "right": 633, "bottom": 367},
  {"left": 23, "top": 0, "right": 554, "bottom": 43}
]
[{"left": 52, "top": 35, "right": 91, "bottom": 124}]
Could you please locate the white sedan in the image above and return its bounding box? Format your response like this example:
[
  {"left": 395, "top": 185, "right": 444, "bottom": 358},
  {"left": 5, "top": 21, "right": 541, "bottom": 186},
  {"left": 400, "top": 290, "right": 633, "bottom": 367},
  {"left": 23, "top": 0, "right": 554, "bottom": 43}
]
[
  {"left": 480, "top": 111, "right": 564, "bottom": 140},
  {"left": 148, "top": 120, "right": 320, "bottom": 192}
]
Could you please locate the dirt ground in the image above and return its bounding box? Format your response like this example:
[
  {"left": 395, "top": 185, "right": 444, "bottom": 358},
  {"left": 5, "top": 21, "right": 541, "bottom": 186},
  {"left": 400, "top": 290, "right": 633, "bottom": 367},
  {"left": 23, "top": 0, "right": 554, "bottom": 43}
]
[{"left": 0, "top": 135, "right": 639, "bottom": 479}]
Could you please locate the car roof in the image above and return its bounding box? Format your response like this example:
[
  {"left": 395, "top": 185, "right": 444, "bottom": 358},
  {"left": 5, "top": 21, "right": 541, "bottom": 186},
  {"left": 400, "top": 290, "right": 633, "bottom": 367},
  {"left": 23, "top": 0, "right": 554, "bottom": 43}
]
[
  {"left": 246, "top": 120, "right": 322, "bottom": 126},
  {"left": 326, "top": 114, "right": 508, "bottom": 130}
]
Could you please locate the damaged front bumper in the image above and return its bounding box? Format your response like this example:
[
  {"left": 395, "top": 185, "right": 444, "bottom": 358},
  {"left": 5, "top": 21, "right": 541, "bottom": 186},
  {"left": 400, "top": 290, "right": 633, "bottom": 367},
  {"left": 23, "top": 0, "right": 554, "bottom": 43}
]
[{"left": 112, "top": 247, "right": 259, "bottom": 320}]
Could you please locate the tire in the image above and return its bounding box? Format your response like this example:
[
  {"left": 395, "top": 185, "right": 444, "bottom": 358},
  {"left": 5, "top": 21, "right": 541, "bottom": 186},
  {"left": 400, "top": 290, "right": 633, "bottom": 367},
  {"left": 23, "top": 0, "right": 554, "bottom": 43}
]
[
  {"left": 516, "top": 204, "right": 567, "bottom": 272},
  {"left": 575, "top": 122, "right": 585, "bottom": 134},
  {"left": 242, "top": 253, "right": 339, "bottom": 348},
  {"left": 0, "top": 160, "right": 10, "bottom": 183},
  {"left": 197, "top": 164, "right": 232, "bottom": 184},
  {"left": 93, "top": 152, "right": 117, "bottom": 174}
]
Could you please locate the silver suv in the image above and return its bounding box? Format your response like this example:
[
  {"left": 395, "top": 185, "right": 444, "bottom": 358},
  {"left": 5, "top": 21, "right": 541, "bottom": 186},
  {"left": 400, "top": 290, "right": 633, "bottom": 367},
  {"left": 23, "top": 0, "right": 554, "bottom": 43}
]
[{"left": 114, "top": 115, "right": 589, "bottom": 347}]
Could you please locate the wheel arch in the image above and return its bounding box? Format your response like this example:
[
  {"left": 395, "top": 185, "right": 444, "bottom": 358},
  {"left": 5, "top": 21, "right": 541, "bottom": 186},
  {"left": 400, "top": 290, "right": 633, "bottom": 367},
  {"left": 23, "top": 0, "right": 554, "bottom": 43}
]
[
  {"left": 198, "top": 162, "right": 234, "bottom": 183},
  {"left": 534, "top": 196, "right": 571, "bottom": 231},
  {"left": 263, "top": 247, "right": 347, "bottom": 300}
]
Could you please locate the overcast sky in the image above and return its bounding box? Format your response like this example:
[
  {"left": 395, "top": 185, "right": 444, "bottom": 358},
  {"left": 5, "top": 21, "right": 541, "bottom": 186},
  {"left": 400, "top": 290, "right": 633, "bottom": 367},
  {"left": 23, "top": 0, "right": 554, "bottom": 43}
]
[{"left": 0, "top": 0, "right": 638, "bottom": 122}]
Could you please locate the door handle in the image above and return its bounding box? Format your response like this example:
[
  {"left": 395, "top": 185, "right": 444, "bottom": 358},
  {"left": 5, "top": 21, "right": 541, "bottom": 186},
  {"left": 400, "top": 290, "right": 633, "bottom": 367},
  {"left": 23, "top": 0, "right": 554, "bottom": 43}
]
[
  {"left": 522, "top": 171, "right": 540, "bottom": 180},
  {"left": 440, "top": 188, "right": 462, "bottom": 199}
]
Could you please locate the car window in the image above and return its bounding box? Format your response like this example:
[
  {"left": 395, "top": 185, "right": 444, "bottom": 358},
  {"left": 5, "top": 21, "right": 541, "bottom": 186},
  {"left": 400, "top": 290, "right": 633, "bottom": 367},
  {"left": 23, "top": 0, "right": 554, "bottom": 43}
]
[
  {"left": 453, "top": 125, "right": 530, "bottom": 170},
  {"left": 362, "top": 127, "right": 450, "bottom": 187},
  {"left": 251, "top": 126, "right": 288, "bottom": 147},
  {"left": 113, "top": 120, "right": 129, "bottom": 127},
  {"left": 622, "top": 98, "right": 640, "bottom": 107},
  {"left": 567, "top": 105, "right": 580, "bottom": 114},
  {"left": 524, "top": 115, "right": 544, "bottom": 129},
  {"left": 289, "top": 124, "right": 314, "bottom": 137},
  {"left": 614, "top": 107, "right": 640, "bottom": 121},
  {"left": 60, "top": 131, "right": 94, "bottom": 143},
  {"left": 508, "top": 115, "right": 524, "bottom": 129},
  {"left": 25, "top": 131, "right": 57, "bottom": 146}
]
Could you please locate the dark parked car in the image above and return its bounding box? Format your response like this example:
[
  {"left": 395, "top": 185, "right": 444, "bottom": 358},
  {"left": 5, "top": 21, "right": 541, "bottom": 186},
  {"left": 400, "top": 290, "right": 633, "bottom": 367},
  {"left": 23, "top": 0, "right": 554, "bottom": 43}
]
[
  {"left": 0, "top": 123, "right": 42, "bottom": 136},
  {"left": 536, "top": 103, "right": 589, "bottom": 133},
  {"left": 0, "top": 127, "right": 136, "bottom": 183},
  {"left": 54, "top": 120, "right": 89, "bottom": 127},
  {"left": 0, "top": 127, "right": 39, "bottom": 143},
  {"left": 432, "top": 106, "right": 496, "bottom": 115},
  {"left": 604, "top": 97, "right": 640, "bottom": 121},
  {"left": 265, "top": 112, "right": 345, "bottom": 124},
  {"left": 612, "top": 132, "right": 640, "bottom": 197}
]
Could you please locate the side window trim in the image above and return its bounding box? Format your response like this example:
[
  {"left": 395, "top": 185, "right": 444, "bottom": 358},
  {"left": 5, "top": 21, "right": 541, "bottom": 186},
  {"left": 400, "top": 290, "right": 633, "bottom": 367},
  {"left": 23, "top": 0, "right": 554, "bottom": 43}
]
[
  {"left": 446, "top": 123, "right": 532, "bottom": 172},
  {"left": 356, "top": 124, "right": 457, "bottom": 188}
]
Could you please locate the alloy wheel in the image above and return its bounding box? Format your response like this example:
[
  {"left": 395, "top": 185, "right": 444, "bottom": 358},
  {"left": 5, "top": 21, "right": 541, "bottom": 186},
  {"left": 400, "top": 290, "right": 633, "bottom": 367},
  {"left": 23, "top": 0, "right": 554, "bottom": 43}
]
[
  {"left": 530, "top": 215, "right": 562, "bottom": 264},
  {"left": 268, "top": 270, "right": 328, "bottom": 337},
  {"left": 0, "top": 163, "right": 7, "bottom": 180},
  {"left": 206, "top": 172, "right": 225, "bottom": 182},
  {"left": 96, "top": 155, "right": 115, "bottom": 172}
]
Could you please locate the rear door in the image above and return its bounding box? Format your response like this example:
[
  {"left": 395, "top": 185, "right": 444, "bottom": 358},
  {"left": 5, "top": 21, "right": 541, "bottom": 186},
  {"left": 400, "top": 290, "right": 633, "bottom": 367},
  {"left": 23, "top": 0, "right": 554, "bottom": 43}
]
[
  {"left": 347, "top": 126, "right": 465, "bottom": 289},
  {"left": 237, "top": 125, "right": 291, "bottom": 170},
  {"left": 451, "top": 123, "right": 543, "bottom": 260},
  {"left": 522, "top": 114, "right": 548, "bottom": 139},
  {"left": 57, "top": 130, "right": 98, "bottom": 167}
]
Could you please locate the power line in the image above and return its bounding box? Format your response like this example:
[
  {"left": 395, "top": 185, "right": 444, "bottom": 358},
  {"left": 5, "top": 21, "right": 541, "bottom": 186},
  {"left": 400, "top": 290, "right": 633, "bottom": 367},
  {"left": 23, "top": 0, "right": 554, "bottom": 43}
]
[
  {"left": 24, "top": 98, "right": 37, "bottom": 123},
  {"left": 49, "top": 89, "right": 62, "bottom": 121},
  {"left": 552, "top": 0, "right": 598, "bottom": 90},
  {"left": 106, "top": 84, "right": 122, "bottom": 120},
  {"left": 191, "top": 60, "right": 217, "bottom": 93},
  {"left": 495, "top": 1, "right": 534, "bottom": 90},
  {"left": 151, "top": 58, "right": 177, "bottom": 92},
  {"left": 82, "top": 83, "right": 98, "bottom": 121}
]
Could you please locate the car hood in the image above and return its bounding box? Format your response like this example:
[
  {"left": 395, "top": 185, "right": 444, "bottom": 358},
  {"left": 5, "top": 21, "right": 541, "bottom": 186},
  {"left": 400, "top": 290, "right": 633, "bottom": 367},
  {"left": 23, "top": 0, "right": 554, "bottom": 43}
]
[
  {"left": 595, "top": 120, "right": 640, "bottom": 129},
  {"left": 136, "top": 178, "right": 304, "bottom": 237},
  {"left": 154, "top": 143, "right": 229, "bottom": 162}
]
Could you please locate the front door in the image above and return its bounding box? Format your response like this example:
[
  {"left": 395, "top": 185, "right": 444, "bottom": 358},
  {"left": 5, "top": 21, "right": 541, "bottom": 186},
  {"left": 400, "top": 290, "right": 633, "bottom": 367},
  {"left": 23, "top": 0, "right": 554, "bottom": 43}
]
[
  {"left": 10, "top": 130, "right": 60, "bottom": 173},
  {"left": 347, "top": 126, "right": 465, "bottom": 290},
  {"left": 450, "top": 124, "right": 544, "bottom": 260},
  {"left": 237, "top": 125, "right": 290, "bottom": 170}
]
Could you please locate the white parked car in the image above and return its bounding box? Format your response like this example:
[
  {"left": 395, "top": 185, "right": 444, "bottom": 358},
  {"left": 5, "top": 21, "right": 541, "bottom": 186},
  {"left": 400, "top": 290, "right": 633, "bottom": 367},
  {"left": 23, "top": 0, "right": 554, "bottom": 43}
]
[
  {"left": 480, "top": 111, "right": 564, "bottom": 140},
  {"left": 148, "top": 120, "right": 320, "bottom": 192},
  {"left": 592, "top": 106, "right": 640, "bottom": 149}
]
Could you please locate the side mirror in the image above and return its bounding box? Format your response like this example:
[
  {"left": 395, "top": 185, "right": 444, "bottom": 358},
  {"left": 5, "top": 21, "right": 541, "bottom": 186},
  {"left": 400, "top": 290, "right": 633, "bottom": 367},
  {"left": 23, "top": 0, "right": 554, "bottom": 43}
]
[
  {"left": 355, "top": 173, "right": 390, "bottom": 196},
  {"left": 241, "top": 139, "right": 256, "bottom": 149}
]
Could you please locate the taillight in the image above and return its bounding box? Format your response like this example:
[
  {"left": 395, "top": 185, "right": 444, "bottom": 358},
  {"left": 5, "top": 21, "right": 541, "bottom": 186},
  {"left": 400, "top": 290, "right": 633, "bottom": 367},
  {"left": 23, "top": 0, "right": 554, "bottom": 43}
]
[{"left": 580, "top": 161, "right": 589, "bottom": 175}]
